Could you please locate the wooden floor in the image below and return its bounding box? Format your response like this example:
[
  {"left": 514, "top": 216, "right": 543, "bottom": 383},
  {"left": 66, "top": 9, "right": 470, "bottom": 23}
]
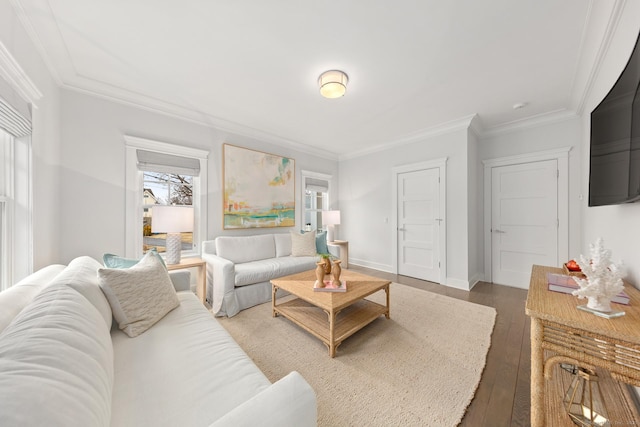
[{"left": 349, "top": 265, "right": 532, "bottom": 426}]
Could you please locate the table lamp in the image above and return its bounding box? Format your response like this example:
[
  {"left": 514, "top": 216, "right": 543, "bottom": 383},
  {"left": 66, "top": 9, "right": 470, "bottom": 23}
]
[
  {"left": 151, "top": 205, "right": 194, "bottom": 264},
  {"left": 322, "top": 210, "right": 340, "bottom": 243}
]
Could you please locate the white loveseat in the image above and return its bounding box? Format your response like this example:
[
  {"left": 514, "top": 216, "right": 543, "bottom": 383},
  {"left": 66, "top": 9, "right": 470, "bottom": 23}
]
[
  {"left": 203, "top": 233, "right": 338, "bottom": 317},
  {"left": 0, "top": 256, "right": 316, "bottom": 427}
]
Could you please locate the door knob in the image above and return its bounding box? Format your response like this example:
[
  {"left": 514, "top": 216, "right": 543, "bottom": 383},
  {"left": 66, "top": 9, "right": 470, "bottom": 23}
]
[
  {"left": 493, "top": 229, "right": 506, "bottom": 233},
  {"left": 398, "top": 228, "right": 406, "bottom": 231}
]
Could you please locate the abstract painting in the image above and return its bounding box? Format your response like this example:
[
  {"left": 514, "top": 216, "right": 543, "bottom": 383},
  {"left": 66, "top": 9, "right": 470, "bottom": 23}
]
[{"left": 223, "top": 144, "right": 295, "bottom": 229}]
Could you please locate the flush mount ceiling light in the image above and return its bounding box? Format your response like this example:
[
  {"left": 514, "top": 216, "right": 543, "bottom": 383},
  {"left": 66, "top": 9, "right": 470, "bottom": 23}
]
[{"left": 318, "top": 70, "right": 348, "bottom": 99}]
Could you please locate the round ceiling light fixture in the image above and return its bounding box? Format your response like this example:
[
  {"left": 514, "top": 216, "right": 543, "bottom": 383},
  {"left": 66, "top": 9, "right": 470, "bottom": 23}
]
[{"left": 318, "top": 70, "right": 348, "bottom": 99}]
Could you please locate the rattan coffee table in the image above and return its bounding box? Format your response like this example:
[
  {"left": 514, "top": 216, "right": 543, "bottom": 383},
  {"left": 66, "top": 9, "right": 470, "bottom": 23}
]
[{"left": 271, "top": 269, "right": 390, "bottom": 357}]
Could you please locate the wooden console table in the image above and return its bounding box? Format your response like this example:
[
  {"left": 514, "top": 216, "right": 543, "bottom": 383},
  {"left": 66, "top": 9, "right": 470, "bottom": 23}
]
[
  {"left": 526, "top": 265, "right": 640, "bottom": 426},
  {"left": 167, "top": 257, "right": 207, "bottom": 304},
  {"left": 328, "top": 240, "right": 349, "bottom": 268}
]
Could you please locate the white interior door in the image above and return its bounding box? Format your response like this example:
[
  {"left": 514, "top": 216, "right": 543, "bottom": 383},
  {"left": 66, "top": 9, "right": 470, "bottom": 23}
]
[
  {"left": 491, "top": 159, "right": 558, "bottom": 288},
  {"left": 397, "top": 168, "right": 441, "bottom": 282}
]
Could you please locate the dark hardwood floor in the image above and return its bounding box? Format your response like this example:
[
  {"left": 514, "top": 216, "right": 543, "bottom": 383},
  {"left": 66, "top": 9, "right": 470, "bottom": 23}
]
[{"left": 349, "top": 265, "right": 531, "bottom": 426}]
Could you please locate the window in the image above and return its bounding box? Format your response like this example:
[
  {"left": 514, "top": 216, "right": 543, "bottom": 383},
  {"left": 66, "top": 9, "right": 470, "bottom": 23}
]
[
  {"left": 0, "top": 107, "right": 32, "bottom": 291},
  {"left": 301, "top": 170, "right": 331, "bottom": 232},
  {"left": 125, "top": 136, "right": 208, "bottom": 259},
  {"left": 0, "top": 45, "right": 41, "bottom": 290},
  {"left": 0, "top": 129, "right": 10, "bottom": 290},
  {"left": 142, "top": 171, "right": 193, "bottom": 254}
]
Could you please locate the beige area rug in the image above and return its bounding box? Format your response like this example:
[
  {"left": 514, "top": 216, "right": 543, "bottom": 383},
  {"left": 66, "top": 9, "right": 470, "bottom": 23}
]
[{"left": 218, "top": 283, "right": 497, "bottom": 427}]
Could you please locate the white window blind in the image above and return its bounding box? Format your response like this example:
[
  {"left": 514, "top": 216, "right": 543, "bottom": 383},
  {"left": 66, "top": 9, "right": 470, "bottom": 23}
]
[
  {"left": 305, "top": 178, "right": 329, "bottom": 193},
  {"left": 0, "top": 77, "right": 32, "bottom": 138},
  {"left": 136, "top": 150, "right": 200, "bottom": 176}
]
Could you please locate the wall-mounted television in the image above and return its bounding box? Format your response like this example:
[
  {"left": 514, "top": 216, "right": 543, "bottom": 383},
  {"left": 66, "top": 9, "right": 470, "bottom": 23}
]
[{"left": 589, "top": 31, "right": 640, "bottom": 207}]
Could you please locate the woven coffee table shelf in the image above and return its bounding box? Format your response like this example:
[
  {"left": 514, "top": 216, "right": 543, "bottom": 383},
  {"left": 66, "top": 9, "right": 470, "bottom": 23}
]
[{"left": 271, "top": 269, "right": 390, "bottom": 357}]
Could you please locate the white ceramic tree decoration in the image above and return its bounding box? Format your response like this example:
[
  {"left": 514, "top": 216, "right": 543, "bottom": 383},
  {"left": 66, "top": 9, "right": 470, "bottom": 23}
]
[{"left": 572, "top": 238, "right": 624, "bottom": 312}]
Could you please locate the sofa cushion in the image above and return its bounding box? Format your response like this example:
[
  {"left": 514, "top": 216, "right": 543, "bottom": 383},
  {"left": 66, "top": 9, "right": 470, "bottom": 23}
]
[
  {"left": 216, "top": 235, "right": 276, "bottom": 264},
  {"left": 316, "top": 230, "right": 329, "bottom": 254},
  {"left": 274, "top": 233, "right": 292, "bottom": 257},
  {"left": 235, "top": 256, "right": 318, "bottom": 287},
  {"left": 98, "top": 252, "right": 179, "bottom": 338},
  {"left": 103, "top": 248, "right": 167, "bottom": 269},
  {"left": 0, "top": 284, "right": 114, "bottom": 427},
  {"left": 0, "top": 264, "right": 65, "bottom": 334},
  {"left": 47, "top": 256, "right": 113, "bottom": 330},
  {"left": 110, "top": 292, "right": 272, "bottom": 426},
  {"left": 290, "top": 230, "right": 317, "bottom": 257}
]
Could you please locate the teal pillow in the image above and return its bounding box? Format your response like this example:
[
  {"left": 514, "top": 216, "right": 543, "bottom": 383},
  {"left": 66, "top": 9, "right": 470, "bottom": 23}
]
[
  {"left": 316, "top": 231, "right": 329, "bottom": 255},
  {"left": 103, "top": 248, "right": 167, "bottom": 269}
]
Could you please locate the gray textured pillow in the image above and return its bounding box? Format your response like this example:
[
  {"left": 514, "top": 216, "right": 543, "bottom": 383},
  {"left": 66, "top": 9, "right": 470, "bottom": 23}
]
[
  {"left": 290, "top": 230, "right": 317, "bottom": 257},
  {"left": 98, "top": 252, "right": 179, "bottom": 337}
]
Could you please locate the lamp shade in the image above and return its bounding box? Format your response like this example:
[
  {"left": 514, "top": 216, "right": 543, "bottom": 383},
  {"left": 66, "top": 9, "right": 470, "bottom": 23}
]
[
  {"left": 151, "top": 205, "right": 194, "bottom": 233},
  {"left": 318, "top": 70, "right": 348, "bottom": 99},
  {"left": 322, "top": 210, "right": 341, "bottom": 226}
]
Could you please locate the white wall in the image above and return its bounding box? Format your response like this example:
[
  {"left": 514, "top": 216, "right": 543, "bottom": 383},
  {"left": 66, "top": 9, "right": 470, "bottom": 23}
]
[
  {"left": 59, "top": 89, "right": 338, "bottom": 264},
  {"left": 339, "top": 127, "right": 473, "bottom": 287},
  {"left": 0, "top": 2, "right": 61, "bottom": 274},
  {"left": 580, "top": 0, "right": 640, "bottom": 287}
]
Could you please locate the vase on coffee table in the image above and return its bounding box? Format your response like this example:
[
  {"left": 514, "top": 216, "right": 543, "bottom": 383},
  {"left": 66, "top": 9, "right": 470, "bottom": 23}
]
[
  {"left": 331, "top": 260, "right": 342, "bottom": 287},
  {"left": 315, "top": 262, "right": 326, "bottom": 288}
]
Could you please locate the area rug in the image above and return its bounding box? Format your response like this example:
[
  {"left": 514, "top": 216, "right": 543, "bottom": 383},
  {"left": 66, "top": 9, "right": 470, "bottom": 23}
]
[{"left": 218, "top": 283, "right": 497, "bottom": 427}]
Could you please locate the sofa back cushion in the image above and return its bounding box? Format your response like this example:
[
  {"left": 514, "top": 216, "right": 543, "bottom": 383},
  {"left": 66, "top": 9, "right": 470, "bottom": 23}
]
[
  {"left": 0, "top": 264, "right": 66, "bottom": 334},
  {"left": 274, "top": 233, "right": 292, "bottom": 257},
  {"left": 0, "top": 284, "right": 114, "bottom": 427},
  {"left": 47, "top": 256, "right": 113, "bottom": 330},
  {"left": 216, "top": 235, "right": 276, "bottom": 264}
]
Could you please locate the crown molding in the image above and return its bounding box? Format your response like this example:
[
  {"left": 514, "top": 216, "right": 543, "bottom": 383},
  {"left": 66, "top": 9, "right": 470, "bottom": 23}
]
[
  {"left": 468, "top": 114, "right": 484, "bottom": 139},
  {"left": 0, "top": 40, "right": 42, "bottom": 105},
  {"left": 63, "top": 83, "right": 339, "bottom": 162},
  {"left": 9, "top": 0, "right": 62, "bottom": 87},
  {"left": 572, "top": 0, "right": 627, "bottom": 116},
  {"left": 479, "top": 109, "right": 579, "bottom": 139},
  {"left": 339, "top": 114, "right": 477, "bottom": 161}
]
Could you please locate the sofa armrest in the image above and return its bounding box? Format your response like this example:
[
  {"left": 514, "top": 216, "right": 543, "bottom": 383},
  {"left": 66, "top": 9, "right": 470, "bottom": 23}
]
[
  {"left": 201, "top": 252, "right": 236, "bottom": 316},
  {"left": 209, "top": 371, "right": 317, "bottom": 427},
  {"left": 169, "top": 270, "right": 191, "bottom": 292}
]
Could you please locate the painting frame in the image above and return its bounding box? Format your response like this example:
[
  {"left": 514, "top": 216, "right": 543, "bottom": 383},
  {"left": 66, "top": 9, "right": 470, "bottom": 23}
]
[{"left": 223, "top": 144, "right": 296, "bottom": 229}]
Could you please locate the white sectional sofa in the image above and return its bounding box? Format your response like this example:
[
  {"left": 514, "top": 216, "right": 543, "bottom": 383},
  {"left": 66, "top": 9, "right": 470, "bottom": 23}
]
[
  {"left": 203, "top": 232, "right": 338, "bottom": 317},
  {"left": 0, "top": 256, "right": 316, "bottom": 427}
]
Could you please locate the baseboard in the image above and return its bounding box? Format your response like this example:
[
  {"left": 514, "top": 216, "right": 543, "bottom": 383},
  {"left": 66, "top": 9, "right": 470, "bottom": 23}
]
[
  {"left": 349, "top": 258, "right": 393, "bottom": 274},
  {"left": 468, "top": 273, "right": 483, "bottom": 290},
  {"left": 445, "top": 277, "right": 473, "bottom": 291}
]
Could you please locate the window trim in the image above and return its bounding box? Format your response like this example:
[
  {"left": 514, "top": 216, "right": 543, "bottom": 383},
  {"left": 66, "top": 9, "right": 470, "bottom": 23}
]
[
  {"left": 124, "top": 135, "right": 208, "bottom": 259},
  {"left": 301, "top": 170, "right": 332, "bottom": 231}
]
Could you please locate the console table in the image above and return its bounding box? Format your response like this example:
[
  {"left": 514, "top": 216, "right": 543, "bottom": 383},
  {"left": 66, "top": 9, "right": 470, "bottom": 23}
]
[
  {"left": 328, "top": 240, "right": 349, "bottom": 268},
  {"left": 167, "top": 257, "right": 207, "bottom": 304},
  {"left": 526, "top": 265, "right": 640, "bottom": 426}
]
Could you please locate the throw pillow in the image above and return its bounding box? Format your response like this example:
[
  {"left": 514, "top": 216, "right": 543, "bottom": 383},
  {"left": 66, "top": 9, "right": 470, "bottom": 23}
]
[
  {"left": 103, "top": 247, "right": 167, "bottom": 269},
  {"left": 290, "top": 230, "right": 317, "bottom": 257},
  {"left": 316, "top": 230, "right": 329, "bottom": 254},
  {"left": 98, "top": 251, "right": 179, "bottom": 338}
]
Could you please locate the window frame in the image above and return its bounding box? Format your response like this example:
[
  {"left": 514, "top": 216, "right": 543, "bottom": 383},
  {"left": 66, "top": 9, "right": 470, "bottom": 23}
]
[
  {"left": 125, "top": 135, "right": 208, "bottom": 259},
  {"left": 301, "top": 170, "right": 332, "bottom": 232}
]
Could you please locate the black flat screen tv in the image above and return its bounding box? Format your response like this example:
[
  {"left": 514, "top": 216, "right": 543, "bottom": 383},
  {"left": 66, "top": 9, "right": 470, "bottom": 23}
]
[{"left": 589, "top": 31, "right": 640, "bottom": 207}]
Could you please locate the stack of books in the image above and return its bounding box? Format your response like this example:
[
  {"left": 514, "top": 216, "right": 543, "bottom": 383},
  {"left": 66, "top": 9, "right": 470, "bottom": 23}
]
[{"left": 547, "top": 272, "right": 630, "bottom": 305}]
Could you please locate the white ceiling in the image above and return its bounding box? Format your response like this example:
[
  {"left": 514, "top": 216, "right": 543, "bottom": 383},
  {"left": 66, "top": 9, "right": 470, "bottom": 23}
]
[{"left": 13, "top": 0, "right": 598, "bottom": 157}]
